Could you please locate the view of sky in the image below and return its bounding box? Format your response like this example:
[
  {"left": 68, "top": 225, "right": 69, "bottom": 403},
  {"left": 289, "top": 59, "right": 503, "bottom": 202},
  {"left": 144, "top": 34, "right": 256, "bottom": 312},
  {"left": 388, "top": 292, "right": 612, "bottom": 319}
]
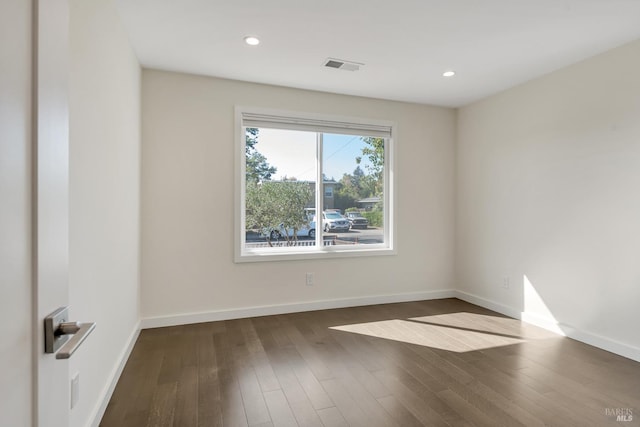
[{"left": 254, "top": 128, "right": 372, "bottom": 181}]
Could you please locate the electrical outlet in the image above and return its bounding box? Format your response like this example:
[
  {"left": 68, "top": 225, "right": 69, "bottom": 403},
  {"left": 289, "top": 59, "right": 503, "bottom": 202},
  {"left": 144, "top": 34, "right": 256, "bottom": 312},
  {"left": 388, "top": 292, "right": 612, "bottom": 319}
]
[
  {"left": 71, "top": 372, "right": 80, "bottom": 409},
  {"left": 306, "top": 272, "right": 314, "bottom": 286},
  {"left": 502, "top": 277, "right": 510, "bottom": 289}
]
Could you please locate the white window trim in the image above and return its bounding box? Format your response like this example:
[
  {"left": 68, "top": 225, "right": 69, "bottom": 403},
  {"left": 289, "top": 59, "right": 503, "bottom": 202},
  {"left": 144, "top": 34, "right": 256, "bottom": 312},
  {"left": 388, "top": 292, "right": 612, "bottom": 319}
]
[{"left": 234, "top": 106, "right": 397, "bottom": 263}]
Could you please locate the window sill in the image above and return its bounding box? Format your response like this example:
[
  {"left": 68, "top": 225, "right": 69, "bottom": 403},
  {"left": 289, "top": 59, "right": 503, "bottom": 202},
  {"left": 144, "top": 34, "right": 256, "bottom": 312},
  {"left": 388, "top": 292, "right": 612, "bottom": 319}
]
[{"left": 235, "top": 246, "right": 396, "bottom": 263}]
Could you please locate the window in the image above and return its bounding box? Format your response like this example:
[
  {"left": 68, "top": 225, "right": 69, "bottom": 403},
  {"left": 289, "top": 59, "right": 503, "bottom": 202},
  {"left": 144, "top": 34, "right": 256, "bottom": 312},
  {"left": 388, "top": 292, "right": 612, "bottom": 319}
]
[
  {"left": 236, "top": 107, "right": 395, "bottom": 262},
  {"left": 324, "top": 186, "right": 333, "bottom": 198}
]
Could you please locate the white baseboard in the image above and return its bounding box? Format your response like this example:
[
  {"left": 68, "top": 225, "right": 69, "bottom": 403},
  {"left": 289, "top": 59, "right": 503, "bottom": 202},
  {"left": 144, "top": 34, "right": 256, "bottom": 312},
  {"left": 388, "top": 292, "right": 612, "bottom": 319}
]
[
  {"left": 559, "top": 324, "right": 640, "bottom": 363},
  {"left": 140, "top": 289, "right": 457, "bottom": 329},
  {"left": 90, "top": 321, "right": 141, "bottom": 427},
  {"left": 455, "top": 290, "right": 640, "bottom": 363}
]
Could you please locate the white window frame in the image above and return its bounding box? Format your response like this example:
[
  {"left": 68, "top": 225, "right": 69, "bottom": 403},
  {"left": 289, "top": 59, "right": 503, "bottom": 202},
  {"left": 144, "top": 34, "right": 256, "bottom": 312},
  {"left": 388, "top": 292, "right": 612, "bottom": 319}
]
[{"left": 235, "top": 106, "right": 397, "bottom": 263}]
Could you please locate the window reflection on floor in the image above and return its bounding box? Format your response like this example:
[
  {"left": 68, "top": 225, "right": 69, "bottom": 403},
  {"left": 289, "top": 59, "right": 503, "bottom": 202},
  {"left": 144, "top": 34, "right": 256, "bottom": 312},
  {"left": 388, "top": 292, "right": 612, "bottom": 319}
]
[{"left": 330, "top": 312, "right": 559, "bottom": 352}]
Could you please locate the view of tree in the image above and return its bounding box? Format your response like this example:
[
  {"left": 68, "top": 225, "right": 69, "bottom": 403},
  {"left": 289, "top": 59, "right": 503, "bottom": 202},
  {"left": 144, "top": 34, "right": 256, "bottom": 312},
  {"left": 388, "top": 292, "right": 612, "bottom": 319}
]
[
  {"left": 246, "top": 128, "right": 277, "bottom": 183},
  {"left": 334, "top": 168, "right": 362, "bottom": 212},
  {"left": 246, "top": 181, "right": 313, "bottom": 246},
  {"left": 333, "top": 138, "right": 385, "bottom": 213},
  {"left": 351, "top": 164, "right": 365, "bottom": 187},
  {"left": 360, "top": 137, "right": 385, "bottom": 196},
  {"left": 334, "top": 137, "right": 384, "bottom": 225}
]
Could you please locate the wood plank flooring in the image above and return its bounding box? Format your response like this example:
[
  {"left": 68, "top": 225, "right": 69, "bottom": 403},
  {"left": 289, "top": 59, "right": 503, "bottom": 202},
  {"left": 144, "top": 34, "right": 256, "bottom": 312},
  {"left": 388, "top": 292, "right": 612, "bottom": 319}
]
[{"left": 100, "top": 299, "right": 640, "bottom": 426}]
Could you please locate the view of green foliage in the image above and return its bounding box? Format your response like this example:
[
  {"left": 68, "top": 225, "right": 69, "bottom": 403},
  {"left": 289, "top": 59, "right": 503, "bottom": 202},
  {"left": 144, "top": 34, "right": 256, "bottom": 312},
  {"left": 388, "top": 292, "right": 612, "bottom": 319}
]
[
  {"left": 333, "top": 137, "right": 384, "bottom": 212},
  {"left": 360, "top": 137, "right": 385, "bottom": 195},
  {"left": 245, "top": 180, "right": 313, "bottom": 245},
  {"left": 361, "top": 210, "right": 383, "bottom": 228},
  {"left": 246, "top": 128, "right": 277, "bottom": 183}
]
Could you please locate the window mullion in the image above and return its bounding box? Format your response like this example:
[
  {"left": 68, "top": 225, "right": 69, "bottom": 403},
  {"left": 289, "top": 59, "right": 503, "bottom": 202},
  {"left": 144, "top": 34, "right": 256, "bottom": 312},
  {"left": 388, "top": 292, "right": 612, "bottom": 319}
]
[{"left": 316, "top": 132, "right": 323, "bottom": 249}]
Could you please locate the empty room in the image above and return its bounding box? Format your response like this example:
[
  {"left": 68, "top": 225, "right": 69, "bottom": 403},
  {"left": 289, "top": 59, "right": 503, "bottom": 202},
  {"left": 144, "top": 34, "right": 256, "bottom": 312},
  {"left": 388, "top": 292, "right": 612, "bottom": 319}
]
[{"left": 2, "top": 0, "right": 639, "bottom": 426}]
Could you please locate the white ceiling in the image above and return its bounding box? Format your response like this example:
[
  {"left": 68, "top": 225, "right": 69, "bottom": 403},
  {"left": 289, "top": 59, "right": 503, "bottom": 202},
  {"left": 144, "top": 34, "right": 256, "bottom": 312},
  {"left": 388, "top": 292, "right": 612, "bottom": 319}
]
[{"left": 115, "top": 0, "right": 640, "bottom": 107}]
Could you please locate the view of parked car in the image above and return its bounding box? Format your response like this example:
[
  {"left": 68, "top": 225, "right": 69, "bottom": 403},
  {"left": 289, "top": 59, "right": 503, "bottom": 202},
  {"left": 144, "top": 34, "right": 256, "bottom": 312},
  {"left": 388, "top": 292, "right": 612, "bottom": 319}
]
[
  {"left": 260, "top": 209, "right": 372, "bottom": 240},
  {"left": 317, "top": 211, "right": 350, "bottom": 232},
  {"left": 346, "top": 212, "right": 369, "bottom": 229},
  {"left": 264, "top": 222, "right": 316, "bottom": 240}
]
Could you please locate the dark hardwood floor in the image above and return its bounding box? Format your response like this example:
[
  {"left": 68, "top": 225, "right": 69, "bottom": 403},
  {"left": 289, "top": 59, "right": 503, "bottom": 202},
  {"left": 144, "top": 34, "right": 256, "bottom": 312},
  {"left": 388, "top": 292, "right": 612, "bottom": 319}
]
[{"left": 100, "top": 299, "right": 640, "bottom": 426}]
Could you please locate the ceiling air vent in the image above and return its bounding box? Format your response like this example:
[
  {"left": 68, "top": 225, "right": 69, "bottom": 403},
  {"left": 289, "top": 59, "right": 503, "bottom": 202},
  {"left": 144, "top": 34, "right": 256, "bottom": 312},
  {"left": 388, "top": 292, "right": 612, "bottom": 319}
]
[{"left": 323, "top": 58, "right": 363, "bottom": 71}]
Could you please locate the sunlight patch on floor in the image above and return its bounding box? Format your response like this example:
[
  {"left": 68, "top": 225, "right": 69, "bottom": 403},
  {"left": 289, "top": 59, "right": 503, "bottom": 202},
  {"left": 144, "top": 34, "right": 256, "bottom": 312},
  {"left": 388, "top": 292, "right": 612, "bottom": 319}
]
[{"left": 330, "top": 312, "right": 560, "bottom": 352}]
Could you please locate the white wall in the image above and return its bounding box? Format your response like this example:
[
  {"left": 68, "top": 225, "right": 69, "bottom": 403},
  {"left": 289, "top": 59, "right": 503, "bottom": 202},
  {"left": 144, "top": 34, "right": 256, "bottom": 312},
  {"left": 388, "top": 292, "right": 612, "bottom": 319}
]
[
  {"left": 68, "top": 0, "right": 141, "bottom": 425},
  {"left": 457, "top": 39, "right": 640, "bottom": 360},
  {"left": 141, "top": 70, "right": 456, "bottom": 322},
  {"left": 0, "top": 1, "right": 32, "bottom": 425}
]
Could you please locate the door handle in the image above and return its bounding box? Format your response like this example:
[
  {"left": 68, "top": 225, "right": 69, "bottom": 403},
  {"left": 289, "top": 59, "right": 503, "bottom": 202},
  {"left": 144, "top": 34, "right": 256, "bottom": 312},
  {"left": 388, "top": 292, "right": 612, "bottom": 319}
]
[
  {"left": 44, "top": 307, "right": 96, "bottom": 359},
  {"left": 54, "top": 321, "right": 96, "bottom": 359}
]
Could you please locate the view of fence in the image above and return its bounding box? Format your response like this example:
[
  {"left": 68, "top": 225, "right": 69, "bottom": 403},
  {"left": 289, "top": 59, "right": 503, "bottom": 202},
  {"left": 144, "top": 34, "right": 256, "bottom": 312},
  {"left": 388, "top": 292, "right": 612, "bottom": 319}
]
[{"left": 245, "top": 236, "right": 358, "bottom": 249}]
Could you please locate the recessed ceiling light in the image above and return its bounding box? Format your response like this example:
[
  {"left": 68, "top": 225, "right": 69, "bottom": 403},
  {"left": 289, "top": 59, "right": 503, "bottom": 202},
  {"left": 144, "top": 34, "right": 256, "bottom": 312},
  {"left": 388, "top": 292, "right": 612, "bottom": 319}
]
[
  {"left": 443, "top": 70, "right": 456, "bottom": 77},
  {"left": 244, "top": 36, "right": 260, "bottom": 46}
]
